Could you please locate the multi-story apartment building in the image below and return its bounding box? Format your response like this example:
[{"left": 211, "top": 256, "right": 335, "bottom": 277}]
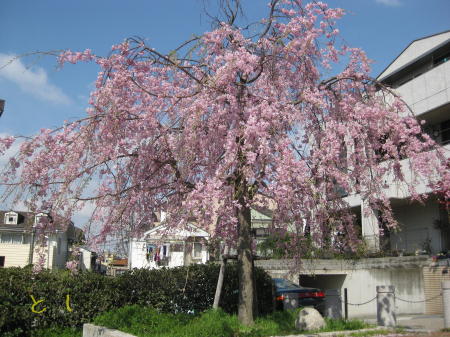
[
  {"left": 347, "top": 30, "right": 450, "bottom": 256},
  {"left": 0, "top": 210, "right": 76, "bottom": 269},
  {"left": 255, "top": 31, "right": 450, "bottom": 318}
]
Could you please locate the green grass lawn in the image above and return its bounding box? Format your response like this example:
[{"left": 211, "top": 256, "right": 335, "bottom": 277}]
[
  {"left": 90, "top": 305, "right": 372, "bottom": 337},
  {"left": 29, "top": 305, "right": 374, "bottom": 337}
]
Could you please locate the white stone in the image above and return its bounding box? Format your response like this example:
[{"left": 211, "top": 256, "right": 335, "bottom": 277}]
[{"left": 295, "top": 307, "right": 326, "bottom": 331}]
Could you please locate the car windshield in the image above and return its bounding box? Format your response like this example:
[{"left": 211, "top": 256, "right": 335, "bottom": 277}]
[{"left": 273, "top": 278, "right": 300, "bottom": 289}]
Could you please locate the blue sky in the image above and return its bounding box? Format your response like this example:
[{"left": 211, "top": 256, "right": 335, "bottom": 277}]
[{"left": 0, "top": 0, "right": 449, "bottom": 226}]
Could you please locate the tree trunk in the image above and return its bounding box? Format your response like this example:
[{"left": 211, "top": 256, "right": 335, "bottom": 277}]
[
  {"left": 237, "top": 204, "right": 255, "bottom": 325},
  {"left": 213, "top": 245, "right": 228, "bottom": 309}
]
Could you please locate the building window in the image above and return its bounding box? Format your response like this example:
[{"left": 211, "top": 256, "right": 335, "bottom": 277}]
[
  {"left": 433, "top": 51, "right": 450, "bottom": 67},
  {"left": 254, "top": 228, "right": 269, "bottom": 237},
  {"left": 441, "top": 120, "right": 450, "bottom": 145},
  {"left": 193, "top": 243, "right": 202, "bottom": 259},
  {"left": 34, "top": 213, "right": 48, "bottom": 226},
  {"left": 0, "top": 233, "right": 23, "bottom": 244},
  {"left": 0, "top": 256, "right": 4, "bottom": 267},
  {"left": 22, "top": 234, "right": 31, "bottom": 244},
  {"left": 4, "top": 212, "right": 18, "bottom": 225},
  {"left": 162, "top": 244, "right": 170, "bottom": 257}
]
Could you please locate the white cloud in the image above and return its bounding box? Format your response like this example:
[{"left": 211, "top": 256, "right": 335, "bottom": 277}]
[
  {"left": 74, "top": 201, "right": 96, "bottom": 220},
  {"left": 375, "top": 0, "right": 402, "bottom": 6},
  {"left": 0, "top": 54, "right": 71, "bottom": 105}
]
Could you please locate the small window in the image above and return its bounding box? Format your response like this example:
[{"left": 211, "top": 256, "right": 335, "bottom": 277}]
[
  {"left": 254, "top": 228, "right": 268, "bottom": 237},
  {"left": 0, "top": 256, "right": 4, "bottom": 267},
  {"left": 193, "top": 243, "right": 202, "bottom": 259},
  {"left": 34, "top": 213, "right": 48, "bottom": 226},
  {"left": 4, "top": 212, "right": 18, "bottom": 225},
  {"left": 433, "top": 51, "right": 450, "bottom": 67},
  {"left": 23, "top": 234, "right": 31, "bottom": 244},
  {"left": 441, "top": 120, "right": 450, "bottom": 145},
  {"left": 0, "top": 233, "right": 23, "bottom": 244},
  {"left": 162, "top": 244, "right": 170, "bottom": 257}
]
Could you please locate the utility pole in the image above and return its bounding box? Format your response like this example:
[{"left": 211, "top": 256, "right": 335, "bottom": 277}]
[{"left": 0, "top": 99, "right": 5, "bottom": 117}]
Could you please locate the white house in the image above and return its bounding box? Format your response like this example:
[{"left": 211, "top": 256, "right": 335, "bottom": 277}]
[
  {"left": 0, "top": 210, "right": 76, "bottom": 269},
  {"left": 78, "top": 246, "right": 97, "bottom": 271},
  {"left": 128, "top": 223, "right": 210, "bottom": 269}
]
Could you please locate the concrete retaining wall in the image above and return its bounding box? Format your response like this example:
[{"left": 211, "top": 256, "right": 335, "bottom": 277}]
[
  {"left": 256, "top": 256, "right": 430, "bottom": 318},
  {"left": 83, "top": 323, "right": 136, "bottom": 337}
]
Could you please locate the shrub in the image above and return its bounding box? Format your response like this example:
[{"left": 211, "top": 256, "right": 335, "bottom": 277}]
[
  {"left": 30, "top": 326, "right": 82, "bottom": 337},
  {"left": 0, "top": 263, "right": 274, "bottom": 336},
  {"left": 115, "top": 263, "right": 274, "bottom": 315},
  {"left": 0, "top": 266, "right": 119, "bottom": 336}
]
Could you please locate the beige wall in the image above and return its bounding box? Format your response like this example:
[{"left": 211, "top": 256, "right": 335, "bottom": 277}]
[
  {"left": 32, "top": 241, "right": 59, "bottom": 269},
  {"left": 0, "top": 243, "right": 30, "bottom": 267},
  {"left": 0, "top": 234, "right": 68, "bottom": 269},
  {"left": 423, "top": 265, "right": 450, "bottom": 314}
]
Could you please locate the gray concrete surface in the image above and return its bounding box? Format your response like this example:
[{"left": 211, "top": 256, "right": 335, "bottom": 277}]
[
  {"left": 271, "top": 327, "right": 391, "bottom": 337},
  {"left": 83, "top": 323, "right": 137, "bottom": 337},
  {"left": 364, "top": 314, "right": 444, "bottom": 332}
]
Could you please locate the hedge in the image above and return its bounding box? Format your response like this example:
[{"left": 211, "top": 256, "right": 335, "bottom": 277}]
[{"left": 0, "top": 263, "right": 274, "bottom": 337}]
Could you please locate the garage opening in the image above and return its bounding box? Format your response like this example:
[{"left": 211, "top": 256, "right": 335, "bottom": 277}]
[
  {"left": 300, "top": 274, "right": 347, "bottom": 318},
  {"left": 299, "top": 274, "right": 346, "bottom": 292}
]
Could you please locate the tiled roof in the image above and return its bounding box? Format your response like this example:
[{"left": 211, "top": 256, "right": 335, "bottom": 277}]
[
  {"left": 0, "top": 210, "right": 74, "bottom": 233},
  {"left": 110, "top": 258, "right": 128, "bottom": 266},
  {"left": 0, "top": 210, "right": 35, "bottom": 231}
]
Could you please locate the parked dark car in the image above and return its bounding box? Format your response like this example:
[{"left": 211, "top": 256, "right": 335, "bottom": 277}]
[{"left": 273, "top": 278, "right": 325, "bottom": 313}]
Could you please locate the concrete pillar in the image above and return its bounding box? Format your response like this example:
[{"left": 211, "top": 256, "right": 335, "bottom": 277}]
[
  {"left": 361, "top": 201, "right": 380, "bottom": 252},
  {"left": 377, "top": 285, "right": 396, "bottom": 327},
  {"left": 324, "top": 289, "right": 342, "bottom": 319},
  {"left": 443, "top": 281, "right": 450, "bottom": 329}
]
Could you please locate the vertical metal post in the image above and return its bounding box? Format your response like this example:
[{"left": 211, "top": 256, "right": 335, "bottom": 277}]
[
  {"left": 324, "top": 289, "right": 342, "bottom": 319},
  {"left": 443, "top": 280, "right": 450, "bottom": 329},
  {"left": 377, "top": 285, "right": 396, "bottom": 327},
  {"left": 344, "top": 288, "right": 348, "bottom": 320}
]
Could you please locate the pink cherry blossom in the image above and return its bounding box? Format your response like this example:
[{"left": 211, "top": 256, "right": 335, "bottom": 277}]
[{"left": 0, "top": 0, "right": 447, "bottom": 324}]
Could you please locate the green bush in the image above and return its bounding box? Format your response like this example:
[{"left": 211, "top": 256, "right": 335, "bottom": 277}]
[
  {"left": 0, "top": 266, "right": 119, "bottom": 336},
  {"left": 0, "top": 263, "right": 274, "bottom": 336},
  {"left": 115, "top": 263, "right": 274, "bottom": 315},
  {"left": 30, "top": 326, "right": 82, "bottom": 337}
]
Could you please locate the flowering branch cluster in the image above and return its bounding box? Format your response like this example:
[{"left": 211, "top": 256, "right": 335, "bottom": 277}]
[{"left": 0, "top": 0, "right": 446, "bottom": 256}]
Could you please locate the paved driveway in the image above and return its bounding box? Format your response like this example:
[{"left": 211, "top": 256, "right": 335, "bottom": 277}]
[{"left": 363, "top": 314, "right": 444, "bottom": 331}]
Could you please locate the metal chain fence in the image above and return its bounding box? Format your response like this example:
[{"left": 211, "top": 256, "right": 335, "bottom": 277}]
[
  {"left": 395, "top": 292, "right": 443, "bottom": 303},
  {"left": 329, "top": 291, "right": 442, "bottom": 306},
  {"left": 346, "top": 296, "right": 377, "bottom": 306}
]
